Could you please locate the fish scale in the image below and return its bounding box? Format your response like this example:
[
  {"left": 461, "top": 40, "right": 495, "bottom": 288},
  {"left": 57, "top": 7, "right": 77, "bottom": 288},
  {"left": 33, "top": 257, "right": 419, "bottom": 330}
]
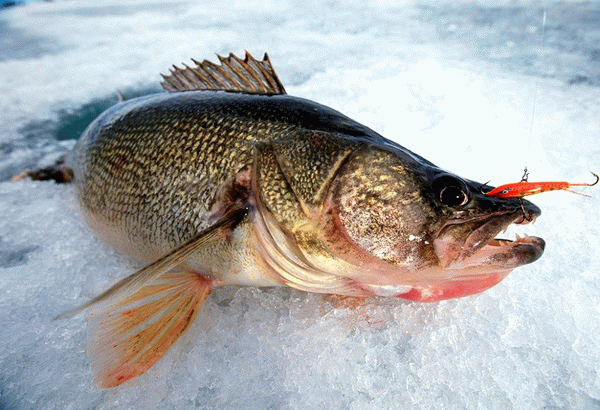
[{"left": 76, "top": 93, "right": 278, "bottom": 251}]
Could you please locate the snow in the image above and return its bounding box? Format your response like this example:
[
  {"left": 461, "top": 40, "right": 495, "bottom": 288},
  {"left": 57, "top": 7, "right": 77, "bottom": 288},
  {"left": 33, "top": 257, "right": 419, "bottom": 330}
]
[{"left": 1, "top": 1, "right": 600, "bottom": 409}]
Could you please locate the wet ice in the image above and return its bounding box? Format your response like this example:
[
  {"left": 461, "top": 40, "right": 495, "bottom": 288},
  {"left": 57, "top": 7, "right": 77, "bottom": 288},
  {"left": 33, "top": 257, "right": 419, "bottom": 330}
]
[{"left": 1, "top": 1, "right": 600, "bottom": 409}]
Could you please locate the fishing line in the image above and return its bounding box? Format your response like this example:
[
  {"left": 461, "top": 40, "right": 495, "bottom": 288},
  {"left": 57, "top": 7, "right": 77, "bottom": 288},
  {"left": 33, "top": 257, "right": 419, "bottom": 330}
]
[
  {"left": 522, "top": 7, "right": 547, "bottom": 178},
  {"left": 528, "top": 8, "right": 547, "bottom": 140}
]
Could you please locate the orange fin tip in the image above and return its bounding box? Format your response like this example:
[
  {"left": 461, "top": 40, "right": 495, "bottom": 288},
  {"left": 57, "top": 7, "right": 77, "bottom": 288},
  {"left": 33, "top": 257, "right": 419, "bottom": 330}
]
[{"left": 87, "top": 272, "right": 212, "bottom": 388}]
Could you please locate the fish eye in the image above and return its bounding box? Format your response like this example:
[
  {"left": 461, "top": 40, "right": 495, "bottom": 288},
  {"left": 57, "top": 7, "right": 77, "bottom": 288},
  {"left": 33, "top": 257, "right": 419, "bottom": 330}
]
[
  {"left": 433, "top": 174, "right": 469, "bottom": 207},
  {"left": 439, "top": 186, "right": 469, "bottom": 207}
]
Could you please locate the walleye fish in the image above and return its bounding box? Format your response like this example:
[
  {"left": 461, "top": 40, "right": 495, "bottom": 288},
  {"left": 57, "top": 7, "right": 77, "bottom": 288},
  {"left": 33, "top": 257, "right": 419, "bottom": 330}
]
[{"left": 65, "top": 52, "right": 545, "bottom": 387}]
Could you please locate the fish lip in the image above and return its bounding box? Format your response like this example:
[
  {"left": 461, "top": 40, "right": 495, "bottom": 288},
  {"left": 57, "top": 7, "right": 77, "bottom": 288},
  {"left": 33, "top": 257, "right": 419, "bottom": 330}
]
[{"left": 434, "top": 209, "right": 545, "bottom": 270}]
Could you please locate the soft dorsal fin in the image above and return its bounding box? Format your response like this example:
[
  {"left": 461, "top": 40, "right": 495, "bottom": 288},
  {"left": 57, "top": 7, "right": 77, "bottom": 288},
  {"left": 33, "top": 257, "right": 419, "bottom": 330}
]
[{"left": 160, "top": 51, "right": 287, "bottom": 95}]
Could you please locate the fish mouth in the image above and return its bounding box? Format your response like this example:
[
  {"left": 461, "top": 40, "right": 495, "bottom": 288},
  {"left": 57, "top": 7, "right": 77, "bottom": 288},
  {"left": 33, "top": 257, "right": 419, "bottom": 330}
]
[{"left": 433, "top": 210, "right": 545, "bottom": 271}]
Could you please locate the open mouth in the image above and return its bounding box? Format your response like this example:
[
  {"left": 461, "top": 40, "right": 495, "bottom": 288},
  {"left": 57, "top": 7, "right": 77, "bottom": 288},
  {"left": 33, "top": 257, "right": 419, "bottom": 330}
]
[
  {"left": 470, "top": 214, "right": 545, "bottom": 267},
  {"left": 434, "top": 211, "right": 546, "bottom": 270},
  {"left": 486, "top": 213, "right": 541, "bottom": 247}
]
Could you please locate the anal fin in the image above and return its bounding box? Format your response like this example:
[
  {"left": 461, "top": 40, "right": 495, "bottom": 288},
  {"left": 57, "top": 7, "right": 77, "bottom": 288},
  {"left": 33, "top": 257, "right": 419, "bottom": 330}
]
[{"left": 87, "top": 271, "right": 212, "bottom": 388}]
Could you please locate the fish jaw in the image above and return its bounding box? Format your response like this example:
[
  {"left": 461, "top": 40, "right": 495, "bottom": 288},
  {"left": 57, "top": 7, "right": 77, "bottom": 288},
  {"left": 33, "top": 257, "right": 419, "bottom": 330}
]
[
  {"left": 364, "top": 206, "right": 544, "bottom": 301},
  {"left": 398, "top": 210, "right": 544, "bottom": 302},
  {"left": 320, "top": 202, "right": 543, "bottom": 302},
  {"left": 392, "top": 230, "right": 545, "bottom": 302},
  {"left": 432, "top": 211, "right": 545, "bottom": 270}
]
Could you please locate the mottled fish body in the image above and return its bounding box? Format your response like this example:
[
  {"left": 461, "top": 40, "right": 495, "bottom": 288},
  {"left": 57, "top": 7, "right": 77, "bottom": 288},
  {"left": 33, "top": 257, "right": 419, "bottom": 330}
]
[
  {"left": 73, "top": 91, "right": 387, "bottom": 285},
  {"left": 67, "top": 52, "right": 545, "bottom": 387}
]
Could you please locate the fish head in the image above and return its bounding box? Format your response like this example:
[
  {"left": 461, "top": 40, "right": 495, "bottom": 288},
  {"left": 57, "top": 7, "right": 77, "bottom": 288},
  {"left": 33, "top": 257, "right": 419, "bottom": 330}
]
[{"left": 322, "top": 145, "right": 545, "bottom": 301}]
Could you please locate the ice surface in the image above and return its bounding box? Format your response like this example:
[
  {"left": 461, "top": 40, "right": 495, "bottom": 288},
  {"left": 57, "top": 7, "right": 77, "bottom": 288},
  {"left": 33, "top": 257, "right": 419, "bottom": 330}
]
[{"left": 1, "top": 1, "right": 600, "bottom": 409}]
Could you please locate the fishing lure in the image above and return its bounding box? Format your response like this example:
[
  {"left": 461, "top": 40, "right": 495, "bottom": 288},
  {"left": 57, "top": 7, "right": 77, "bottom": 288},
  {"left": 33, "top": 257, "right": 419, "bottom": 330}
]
[{"left": 486, "top": 168, "right": 599, "bottom": 199}]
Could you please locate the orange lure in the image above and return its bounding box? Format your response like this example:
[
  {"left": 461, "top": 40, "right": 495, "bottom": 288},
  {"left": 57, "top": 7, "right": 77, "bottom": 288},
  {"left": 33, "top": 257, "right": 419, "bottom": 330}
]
[{"left": 485, "top": 168, "right": 599, "bottom": 199}]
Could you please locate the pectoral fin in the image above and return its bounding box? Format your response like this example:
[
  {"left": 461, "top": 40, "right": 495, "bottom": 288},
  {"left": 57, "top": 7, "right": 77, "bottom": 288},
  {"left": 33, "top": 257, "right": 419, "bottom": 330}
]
[
  {"left": 56, "top": 207, "right": 246, "bottom": 319},
  {"left": 87, "top": 271, "right": 212, "bottom": 387},
  {"left": 56, "top": 208, "right": 247, "bottom": 387}
]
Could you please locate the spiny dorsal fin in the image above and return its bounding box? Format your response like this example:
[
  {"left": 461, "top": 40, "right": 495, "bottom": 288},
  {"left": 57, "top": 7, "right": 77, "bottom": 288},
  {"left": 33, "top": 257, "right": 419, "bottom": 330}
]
[{"left": 160, "top": 51, "right": 287, "bottom": 95}]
